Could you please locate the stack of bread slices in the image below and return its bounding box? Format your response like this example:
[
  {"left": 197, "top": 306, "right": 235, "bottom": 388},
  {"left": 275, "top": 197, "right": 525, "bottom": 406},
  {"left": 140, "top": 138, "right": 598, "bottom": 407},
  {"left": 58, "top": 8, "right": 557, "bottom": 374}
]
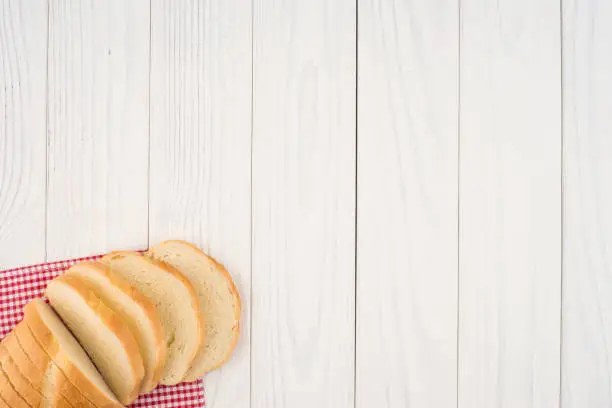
[{"left": 0, "top": 240, "right": 241, "bottom": 407}]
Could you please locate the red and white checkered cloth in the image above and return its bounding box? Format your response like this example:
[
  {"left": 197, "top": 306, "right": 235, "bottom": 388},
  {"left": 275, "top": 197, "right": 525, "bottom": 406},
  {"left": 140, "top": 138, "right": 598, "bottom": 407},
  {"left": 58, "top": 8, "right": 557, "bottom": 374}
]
[{"left": 0, "top": 254, "right": 206, "bottom": 407}]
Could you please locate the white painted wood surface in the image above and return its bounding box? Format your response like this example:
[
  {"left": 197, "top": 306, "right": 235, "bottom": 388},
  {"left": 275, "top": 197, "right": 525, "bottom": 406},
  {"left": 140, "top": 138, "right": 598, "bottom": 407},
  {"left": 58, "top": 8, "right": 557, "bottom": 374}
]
[
  {"left": 459, "top": 0, "right": 562, "bottom": 407},
  {"left": 0, "top": 0, "right": 47, "bottom": 269},
  {"left": 1, "top": 1, "right": 612, "bottom": 408},
  {"left": 356, "top": 0, "right": 458, "bottom": 407},
  {"left": 149, "top": 1, "right": 251, "bottom": 407},
  {"left": 251, "top": 0, "right": 356, "bottom": 407},
  {"left": 46, "top": 0, "right": 150, "bottom": 259},
  {"left": 562, "top": 0, "right": 612, "bottom": 407}
]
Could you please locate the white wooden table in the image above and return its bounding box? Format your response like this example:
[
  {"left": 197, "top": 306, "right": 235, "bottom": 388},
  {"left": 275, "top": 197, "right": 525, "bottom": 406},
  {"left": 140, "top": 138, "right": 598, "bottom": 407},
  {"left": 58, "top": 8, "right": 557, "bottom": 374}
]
[{"left": 0, "top": 0, "right": 610, "bottom": 407}]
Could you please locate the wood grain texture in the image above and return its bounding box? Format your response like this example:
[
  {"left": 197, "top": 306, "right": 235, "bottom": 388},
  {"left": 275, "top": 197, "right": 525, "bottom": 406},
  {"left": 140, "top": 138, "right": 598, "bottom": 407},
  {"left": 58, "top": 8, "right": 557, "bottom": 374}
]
[
  {"left": 148, "top": 1, "right": 252, "bottom": 407},
  {"left": 0, "top": 0, "right": 48, "bottom": 269},
  {"left": 459, "top": 0, "right": 561, "bottom": 407},
  {"left": 562, "top": 1, "right": 612, "bottom": 406},
  {"left": 45, "top": 0, "right": 150, "bottom": 259},
  {"left": 356, "top": 0, "right": 458, "bottom": 407},
  {"left": 251, "top": 0, "right": 356, "bottom": 406}
]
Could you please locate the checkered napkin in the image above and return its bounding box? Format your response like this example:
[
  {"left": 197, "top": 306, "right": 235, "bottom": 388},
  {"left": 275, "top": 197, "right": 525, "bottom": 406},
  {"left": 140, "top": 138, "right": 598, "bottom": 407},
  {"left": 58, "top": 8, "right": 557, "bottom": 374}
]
[{"left": 0, "top": 255, "right": 206, "bottom": 407}]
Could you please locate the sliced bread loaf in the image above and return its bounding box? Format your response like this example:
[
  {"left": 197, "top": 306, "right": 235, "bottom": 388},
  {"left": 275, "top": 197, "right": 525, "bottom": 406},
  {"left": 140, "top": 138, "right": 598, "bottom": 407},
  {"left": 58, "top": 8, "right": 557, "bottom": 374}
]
[
  {"left": 22, "top": 299, "right": 123, "bottom": 408},
  {"left": 0, "top": 365, "right": 29, "bottom": 408},
  {"left": 66, "top": 261, "right": 166, "bottom": 393},
  {"left": 2, "top": 332, "right": 46, "bottom": 394},
  {"left": 0, "top": 336, "right": 71, "bottom": 408},
  {"left": 12, "top": 322, "right": 92, "bottom": 407},
  {"left": 148, "top": 240, "right": 241, "bottom": 379},
  {"left": 0, "top": 342, "right": 44, "bottom": 407},
  {"left": 46, "top": 275, "right": 144, "bottom": 405},
  {"left": 100, "top": 252, "right": 204, "bottom": 385}
]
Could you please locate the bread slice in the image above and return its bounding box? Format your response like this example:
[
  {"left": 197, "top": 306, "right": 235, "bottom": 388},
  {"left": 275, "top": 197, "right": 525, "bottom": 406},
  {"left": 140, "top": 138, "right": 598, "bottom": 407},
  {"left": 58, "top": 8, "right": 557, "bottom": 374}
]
[
  {"left": 66, "top": 261, "right": 166, "bottom": 393},
  {"left": 0, "top": 341, "right": 44, "bottom": 406},
  {"left": 12, "top": 322, "right": 91, "bottom": 408},
  {"left": 100, "top": 251, "right": 204, "bottom": 385},
  {"left": 0, "top": 365, "right": 29, "bottom": 408},
  {"left": 22, "top": 299, "right": 123, "bottom": 408},
  {"left": 46, "top": 275, "right": 144, "bottom": 405},
  {"left": 148, "top": 240, "right": 241, "bottom": 379}
]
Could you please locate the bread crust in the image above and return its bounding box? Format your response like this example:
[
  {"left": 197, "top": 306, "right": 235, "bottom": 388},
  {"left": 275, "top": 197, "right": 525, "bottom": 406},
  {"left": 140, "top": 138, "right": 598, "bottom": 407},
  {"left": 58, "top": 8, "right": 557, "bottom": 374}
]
[
  {"left": 148, "top": 240, "right": 242, "bottom": 379},
  {"left": 67, "top": 261, "right": 166, "bottom": 393},
  {"left": 46, "top": 275, "right": 144, "bottom": 404},
  {"left": 45, "top": 364, "right": 78, "bottom": 408},
  {"left": 22, "top": 300, "right": 124, "bottom": 408},
  {"left": 0, "top": 342, "right": 44, "bottom": 407},
  {"left": 2, "top": 335, "right": 74, "bottom": 408},
  {"left": 1, "top": 332, "right": 45, "bottom": 390},
  {"left": 0, "top": 365, "right": 29, "bottom": 408},
  {"left": 12, "top": 323, "right": 89, "bottom": 407},
  {"left": 101, "top": 251, "right": 205, "bottom": 385}
]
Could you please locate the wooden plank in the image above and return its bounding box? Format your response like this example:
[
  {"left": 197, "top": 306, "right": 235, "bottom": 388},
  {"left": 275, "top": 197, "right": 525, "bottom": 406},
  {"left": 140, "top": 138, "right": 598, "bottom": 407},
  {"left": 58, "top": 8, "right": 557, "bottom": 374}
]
[
  {"left": 148, "top": 1, "right": 252, "bottom": 406},
  {"left": 46, "top": 0, "right": 150, "bottom": 259},
  {"left": 251, "top": 0, "right": 356, "bottom": 407},
  {"left": 458, "top": 1, "right": 561, "bottom": 407},
  {"left": 562, "top": 1, "right": 612, "bottom": 406},
  {"left": 0, "top": 0, "right": 48, "bottom": 269},
  {"left": 356, "top": 0, "right": 458, "bottom": 407}
]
